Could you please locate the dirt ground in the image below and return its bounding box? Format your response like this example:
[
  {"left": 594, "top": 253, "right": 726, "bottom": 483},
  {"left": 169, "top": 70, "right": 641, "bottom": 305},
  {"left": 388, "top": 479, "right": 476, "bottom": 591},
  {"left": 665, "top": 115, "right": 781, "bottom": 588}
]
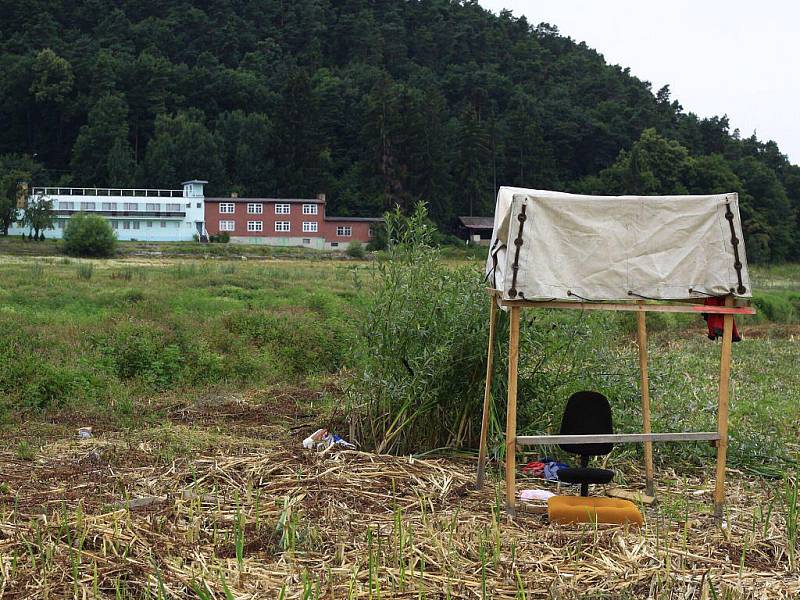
[{"left": 0, "top": 393, "right": 798, "bottom": 599}]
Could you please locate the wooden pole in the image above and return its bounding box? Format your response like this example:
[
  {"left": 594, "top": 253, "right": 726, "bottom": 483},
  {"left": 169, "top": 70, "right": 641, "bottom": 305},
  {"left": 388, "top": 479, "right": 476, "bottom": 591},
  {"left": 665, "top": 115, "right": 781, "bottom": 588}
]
[
  {"left": 714, "top": 295, "right": 735, "bottom": 522},
  {"left": 505, "top": 306, "right": 521, "bottom": 516},
  {"left": 635, "top": 307, "right": 655, "bottom": 496},
  {"left": 477, "top": 297, "right": 497, "bottom": 489}
]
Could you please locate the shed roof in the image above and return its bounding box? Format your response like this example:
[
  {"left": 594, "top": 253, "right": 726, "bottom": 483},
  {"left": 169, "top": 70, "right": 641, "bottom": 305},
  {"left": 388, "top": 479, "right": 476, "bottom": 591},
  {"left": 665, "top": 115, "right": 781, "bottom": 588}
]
[{"left": 458, "top": 216, "right": 494, "bottom": 229}]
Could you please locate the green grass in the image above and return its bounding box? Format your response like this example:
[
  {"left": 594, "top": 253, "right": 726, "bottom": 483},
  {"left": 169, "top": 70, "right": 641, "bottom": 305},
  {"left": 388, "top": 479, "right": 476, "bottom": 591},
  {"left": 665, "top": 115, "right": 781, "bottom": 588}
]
[
  {"left": 0, "top": 234, "right": 362, "bottom": 260},
  {"left": 0, "top": 251, "right": 797, "bottom": 473},
  {"left": 0, "top": 257, "right": 369, "bottom": 421}
]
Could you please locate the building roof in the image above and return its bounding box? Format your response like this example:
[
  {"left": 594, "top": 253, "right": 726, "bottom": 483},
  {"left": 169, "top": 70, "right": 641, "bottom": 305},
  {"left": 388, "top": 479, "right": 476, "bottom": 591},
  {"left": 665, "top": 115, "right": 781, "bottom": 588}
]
[
  {"left": 205, "top": 197, "right": 324, "bottom": 204},
  {"left": 182, "top": 180, "right": 208, "bottom": 185},
  {"left": 458, "top": 216, "right": 494, "bottom": 229}
]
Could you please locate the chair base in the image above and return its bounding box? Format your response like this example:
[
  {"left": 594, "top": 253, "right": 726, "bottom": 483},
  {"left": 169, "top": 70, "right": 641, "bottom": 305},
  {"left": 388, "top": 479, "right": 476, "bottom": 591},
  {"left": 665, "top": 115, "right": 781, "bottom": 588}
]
[{"left": 548, "top": 496, "right": 643, "bottom": 526}]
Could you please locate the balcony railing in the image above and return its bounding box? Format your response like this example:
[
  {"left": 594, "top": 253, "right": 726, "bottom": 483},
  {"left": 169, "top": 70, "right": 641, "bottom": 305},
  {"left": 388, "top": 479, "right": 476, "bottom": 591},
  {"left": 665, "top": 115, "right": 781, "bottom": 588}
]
[
  {"left": 32, "top": 187, "right": 185, "bottom": 198},
  {"left": 53, "top": 210, "right": 186, "bottom": 218}
]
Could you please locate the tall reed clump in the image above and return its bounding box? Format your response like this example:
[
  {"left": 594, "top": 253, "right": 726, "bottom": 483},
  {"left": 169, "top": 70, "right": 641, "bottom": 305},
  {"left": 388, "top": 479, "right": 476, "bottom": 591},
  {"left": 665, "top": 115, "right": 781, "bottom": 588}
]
[
  {"left": 347, "top": 203, "right": 490, "bottom": 454},
  {"left": 347, "top": 202, "right": 636, "bottom": 456}
]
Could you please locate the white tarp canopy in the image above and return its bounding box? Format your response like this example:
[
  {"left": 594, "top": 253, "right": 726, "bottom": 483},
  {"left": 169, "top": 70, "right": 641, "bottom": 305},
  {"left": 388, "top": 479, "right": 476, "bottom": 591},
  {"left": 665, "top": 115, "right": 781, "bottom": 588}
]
[{"left": 486, "top": 187, "right": 751, "bottom": 302}]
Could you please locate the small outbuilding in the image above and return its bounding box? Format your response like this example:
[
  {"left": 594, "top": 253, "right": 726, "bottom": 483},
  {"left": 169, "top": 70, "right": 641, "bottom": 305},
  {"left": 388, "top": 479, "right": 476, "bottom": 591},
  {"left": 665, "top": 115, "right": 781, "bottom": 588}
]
[{"left": 457, "top": 216, "right": 494, "bottom": 245}]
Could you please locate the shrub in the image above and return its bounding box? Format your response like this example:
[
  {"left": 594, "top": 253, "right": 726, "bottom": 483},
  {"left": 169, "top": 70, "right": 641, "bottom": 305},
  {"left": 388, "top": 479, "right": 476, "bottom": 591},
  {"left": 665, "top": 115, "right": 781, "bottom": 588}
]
[
  {"left": 347, "top": 203, "right": 493, "bottom": 453},
  {"left": 63, "top": 213, "right": 117, "bottom": 257},
  {"left": 224, "top": 309, "right": 353, "bottom": 377},
  {"left": 346, "top": 203, "right": 631, "bottom": 455},
  {"left": 96, "top": 322, "right": 184, "bottom": 390},
  {"left": 76, "top": 262, "right": 94, "bottom": 280},
  {"left": 753, "top": 292, "right": 799, "bottom": 323},
  {"left": 346, "top": 240, "right": 365, "bottom": 259},
  {"left": 0, "top": 337, "right": 109, "bottom": 411},
  {"left": 366, "top": 224, "right": 387, "bottom": 251},
  {"left": 209, "top": 232, "right": 230, "bottom": 243}
]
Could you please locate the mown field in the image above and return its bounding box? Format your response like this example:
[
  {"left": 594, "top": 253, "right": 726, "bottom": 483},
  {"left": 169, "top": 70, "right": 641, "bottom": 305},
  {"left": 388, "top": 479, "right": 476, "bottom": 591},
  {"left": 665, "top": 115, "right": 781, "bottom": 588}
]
[{"left": 0, "top": 251, "right": 798, "bottom": 598}]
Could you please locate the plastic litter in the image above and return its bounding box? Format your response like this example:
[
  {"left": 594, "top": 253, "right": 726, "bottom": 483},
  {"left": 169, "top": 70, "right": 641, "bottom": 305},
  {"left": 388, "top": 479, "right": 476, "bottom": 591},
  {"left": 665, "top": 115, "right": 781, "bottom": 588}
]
[
  {"left": 324, "top": 433, "right": 356, "bottom": 450},
  {"left": 302, "top": 428, "right": 328, "bottom": 450},
  {"left": 519, "top": 489, "right": 556, "bottom": 502},
  {"left": 302, "top": 428, "right": 356, "bottom": 451},
  {"left": 78, "top": 427, "right": 92, "bottom": 439}
]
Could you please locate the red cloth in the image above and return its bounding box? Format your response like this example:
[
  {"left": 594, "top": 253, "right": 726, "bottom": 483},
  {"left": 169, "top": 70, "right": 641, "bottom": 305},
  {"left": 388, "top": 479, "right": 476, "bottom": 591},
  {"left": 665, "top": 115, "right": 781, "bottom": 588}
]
[
  {"left": 521, "top": 461, "right": 545, "bottom": 476},
  {"left": 702, "top": 297, "right": 741, "bottom": 342}
]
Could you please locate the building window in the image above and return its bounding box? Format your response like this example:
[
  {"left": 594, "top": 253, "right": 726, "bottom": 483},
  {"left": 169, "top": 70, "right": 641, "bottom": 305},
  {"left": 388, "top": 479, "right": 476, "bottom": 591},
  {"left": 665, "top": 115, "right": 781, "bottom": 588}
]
[
  {"left": 146, "top": 221, "right": 153, "bottom": 228},
  {"left": 57, "top": 220, "right": 65, "bottom": 229},
  {"left": 122, "top": 221, "right": 130, "bottom": 230},
  {"left": 102, "top": 202, "right": 117, "bottom": 211},
  {"left": 80, "top": 202, "right": 96, "bottom": 210},
  {"left": 219, "top": 203, "right": 235, "bottom": 214},
  {"left": 111, "top": 221, "right": 118, "bottom": 230},
  {"left": 132, "top": 221, "right": 140, "bottom": 230},
  {"left": 336, "top": 226, "right": 352, "bottom": 237},
  {"left": 219, "top": 220, "right": 235, "bottom": 232},
  {"left": 160, "top": 221, "right": 166, "bottom": 228},
  {"left": 247, "top": 221, "right": 263, "bottom": 232},
  {"left": 185, "top": 203, "right": 191, "bottom": 208},
  {"left": 275, "top": 203, "right": 290, "bottom": 215},
  {"left": 275, "top": 221, "right": 290, "bottom": 232},
  {"left": 60, "top": 201, "right": 74, "bottom": 210},
  {"left": 302, "top": 238, "right": 311, "bottom": 244},
  {"left": 369, "top": 226, "right": 376, "bottom": 238},
  {"left": 330, "top": 242, "right": 339, "bottom": 248},
  {"left": 123, "top": 202, "right": 137, "bottom": 211},
  {"left": 302, "top": 221, "right": 318, "bottom": 233},
  {"left": 166, "top": 203, "right": 181, "bottom": 211},
  {"left": 302, "top": 204, "right": 318, "bottom": 215},
  {"left": 146, "top": 203, "right": 159, "bottom": 211},
  {"left": 247, "top": 203, "right": 263, "bottom": 214},
  {"left": 196, "top": 202, "right": 201, "bottom": 208}
]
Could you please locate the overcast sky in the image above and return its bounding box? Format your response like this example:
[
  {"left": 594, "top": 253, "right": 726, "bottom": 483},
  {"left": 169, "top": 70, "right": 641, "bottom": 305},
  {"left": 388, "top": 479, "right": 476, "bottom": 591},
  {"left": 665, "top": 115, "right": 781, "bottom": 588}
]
[{"left": 479, "top": 0, "right": 800, "bottom": 165}]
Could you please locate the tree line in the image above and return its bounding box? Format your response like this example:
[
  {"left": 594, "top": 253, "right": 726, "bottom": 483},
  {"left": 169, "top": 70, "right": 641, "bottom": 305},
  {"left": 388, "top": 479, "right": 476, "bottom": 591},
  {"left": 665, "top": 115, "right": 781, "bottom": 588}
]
[{"left": 0, "top": 0, "right": 798, "bottom": 262}]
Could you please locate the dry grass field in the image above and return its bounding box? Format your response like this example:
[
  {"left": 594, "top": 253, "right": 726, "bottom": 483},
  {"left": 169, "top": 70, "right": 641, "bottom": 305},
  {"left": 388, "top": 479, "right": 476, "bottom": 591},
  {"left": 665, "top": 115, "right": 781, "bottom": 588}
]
[{"left": 0, "top": 247, "right": 797, "bottom": 598}]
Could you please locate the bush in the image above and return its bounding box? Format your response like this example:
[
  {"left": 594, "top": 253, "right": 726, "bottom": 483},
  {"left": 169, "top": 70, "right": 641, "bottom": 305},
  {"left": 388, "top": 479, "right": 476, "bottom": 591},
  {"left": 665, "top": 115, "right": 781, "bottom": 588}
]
[
  {"left": 0, "top": 337, "right": 108, "bottom": 411},
  {"left": 346, "top": 202, "right": 631, "bottom": 455},
  {"left": 346, "top": 240, "right": 365, "bottom": 258},
  {"left": 63, "top": 213, "right": 117, "bottom": 257},
  {"left": 224, "top": 309, "right": 353, "bottom": 377},
  {"left": 76, "top": 262, "right": 94, "bottom": 280}
]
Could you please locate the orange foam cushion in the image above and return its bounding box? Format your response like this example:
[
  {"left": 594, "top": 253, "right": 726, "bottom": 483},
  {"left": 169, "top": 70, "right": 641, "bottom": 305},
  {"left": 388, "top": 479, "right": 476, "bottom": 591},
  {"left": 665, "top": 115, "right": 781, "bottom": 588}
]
[{"left": 548, "top": 496, "right": 643, "bottom": 526}]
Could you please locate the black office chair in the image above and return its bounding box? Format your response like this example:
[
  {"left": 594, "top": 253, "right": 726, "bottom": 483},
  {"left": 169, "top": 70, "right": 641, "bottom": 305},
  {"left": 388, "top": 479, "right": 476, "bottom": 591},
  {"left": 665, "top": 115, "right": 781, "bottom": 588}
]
[{"left": 555, "top": 391, "right": 616, "bottom": 496}]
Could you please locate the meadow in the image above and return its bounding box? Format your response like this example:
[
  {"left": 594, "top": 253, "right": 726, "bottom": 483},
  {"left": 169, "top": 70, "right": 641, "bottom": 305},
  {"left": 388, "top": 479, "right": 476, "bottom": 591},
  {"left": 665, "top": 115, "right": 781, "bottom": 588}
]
[{"left": 0, "top": 246, "right": 798, "bottom": 598}]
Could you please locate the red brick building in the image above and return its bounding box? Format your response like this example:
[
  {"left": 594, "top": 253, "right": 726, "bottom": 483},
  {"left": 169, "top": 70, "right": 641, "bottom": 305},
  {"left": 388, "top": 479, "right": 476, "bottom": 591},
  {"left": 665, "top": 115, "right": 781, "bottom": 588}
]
[{"left": 204, "top": 194, "right": 381, "bottom": 249}]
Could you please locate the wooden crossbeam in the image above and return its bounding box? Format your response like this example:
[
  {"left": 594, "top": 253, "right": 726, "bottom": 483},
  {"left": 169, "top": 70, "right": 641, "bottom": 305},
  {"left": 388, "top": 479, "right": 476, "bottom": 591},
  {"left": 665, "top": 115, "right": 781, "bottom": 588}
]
[
  {"left": 498, "top": 299, "right": 755, "bottom": 315},
  {"left": 516, "top": 432, "right": 720, "bottom": 445}
]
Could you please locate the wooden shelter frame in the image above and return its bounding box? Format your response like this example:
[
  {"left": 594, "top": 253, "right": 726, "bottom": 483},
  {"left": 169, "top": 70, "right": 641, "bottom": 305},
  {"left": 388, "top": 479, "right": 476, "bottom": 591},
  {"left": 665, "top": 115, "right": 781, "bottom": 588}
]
[{"left": 476, "top": 291, "right": 756, "bottom": 519}]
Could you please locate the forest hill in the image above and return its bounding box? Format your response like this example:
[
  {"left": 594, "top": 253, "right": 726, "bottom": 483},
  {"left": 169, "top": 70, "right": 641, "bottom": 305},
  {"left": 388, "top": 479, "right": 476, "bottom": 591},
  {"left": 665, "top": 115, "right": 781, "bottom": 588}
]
[{"left": 0, "top": 0, "right": 797, "bottom": 262}]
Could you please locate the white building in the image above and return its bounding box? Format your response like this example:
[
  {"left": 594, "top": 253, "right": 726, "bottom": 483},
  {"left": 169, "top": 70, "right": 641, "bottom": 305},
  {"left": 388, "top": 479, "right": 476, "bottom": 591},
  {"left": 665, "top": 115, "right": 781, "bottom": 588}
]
[{"left": 10, "top": 180, "right": 208, "bottom": 241}]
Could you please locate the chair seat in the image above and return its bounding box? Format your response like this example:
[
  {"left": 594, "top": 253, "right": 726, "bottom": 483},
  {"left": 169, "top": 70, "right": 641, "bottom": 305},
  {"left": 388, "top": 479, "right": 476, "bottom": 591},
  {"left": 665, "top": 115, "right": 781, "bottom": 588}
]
[
  {"left": 556, "top": 467, "right": 614, "bottom": 485},
  {"left": 548, "top": 496, "right": 643, "bottom": 525}
]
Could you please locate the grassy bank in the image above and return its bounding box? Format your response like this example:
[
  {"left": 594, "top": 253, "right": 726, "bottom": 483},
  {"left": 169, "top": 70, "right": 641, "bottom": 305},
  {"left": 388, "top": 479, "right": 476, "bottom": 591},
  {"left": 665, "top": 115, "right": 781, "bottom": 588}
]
[
  {"left": 0, "top": 255, "right": 797, "bottom": 470},
  {"left": 0, "top": 257, "right": 368, "bottom": 425},
  {"left": 0, "top": 235, "right": 356, "bottom": 260}
]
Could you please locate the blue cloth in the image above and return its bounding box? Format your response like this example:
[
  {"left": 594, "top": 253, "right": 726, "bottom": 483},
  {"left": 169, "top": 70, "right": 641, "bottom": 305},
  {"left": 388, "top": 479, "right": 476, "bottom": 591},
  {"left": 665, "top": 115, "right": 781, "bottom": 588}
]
[{"left": 544, "top": 461, "right": 570, "bottom": 481}]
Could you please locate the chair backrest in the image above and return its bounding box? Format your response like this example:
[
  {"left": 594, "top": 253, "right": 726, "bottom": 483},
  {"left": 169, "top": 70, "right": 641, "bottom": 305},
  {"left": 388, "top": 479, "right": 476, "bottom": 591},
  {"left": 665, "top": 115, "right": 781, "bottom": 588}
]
[{"left": 559, "top": 391, "right": 614, "bottom": 457}]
